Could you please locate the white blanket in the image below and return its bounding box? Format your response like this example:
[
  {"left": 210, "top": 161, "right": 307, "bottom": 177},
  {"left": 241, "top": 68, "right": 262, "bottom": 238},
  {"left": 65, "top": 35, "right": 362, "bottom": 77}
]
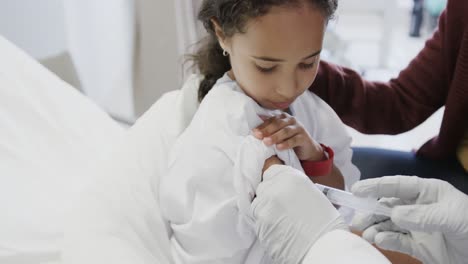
[
  {"left": 0, "top": 35, "right": 123, "bottom": 263},
  {"left": 160, "top": 74, "right": 360, "bottom": 264}
]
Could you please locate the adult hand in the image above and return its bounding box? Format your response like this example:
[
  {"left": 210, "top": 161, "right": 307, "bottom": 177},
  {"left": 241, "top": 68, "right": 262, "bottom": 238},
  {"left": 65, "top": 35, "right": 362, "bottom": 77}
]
[
  {"left": 253, "top": 165, "right": 347, "bottom": 264},
  {"left": 352, "top": 176, "right": 468, "bottom": 264}
]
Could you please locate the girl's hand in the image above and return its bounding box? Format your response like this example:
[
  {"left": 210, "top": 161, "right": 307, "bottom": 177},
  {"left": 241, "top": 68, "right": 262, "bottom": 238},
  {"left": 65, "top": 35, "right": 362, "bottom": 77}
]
[
  {"left": 253, "top": 113, "right": 324, "bottom": 161},
  {"left": 262, "top": 155, "right": 284, "bottom": 174}
]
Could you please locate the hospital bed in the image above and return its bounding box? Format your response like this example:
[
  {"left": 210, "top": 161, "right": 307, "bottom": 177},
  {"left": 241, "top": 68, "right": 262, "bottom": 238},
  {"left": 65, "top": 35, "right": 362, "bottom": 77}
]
[{"left": 0, "top": 35, "right": 193, "bottom": 263}]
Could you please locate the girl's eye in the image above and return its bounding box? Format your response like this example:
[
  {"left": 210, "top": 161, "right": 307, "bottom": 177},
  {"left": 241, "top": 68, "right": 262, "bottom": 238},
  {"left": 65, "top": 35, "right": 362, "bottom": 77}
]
[
  {"left": 256, "top": 65, "right": 277, "bottom": 73},
  {"left": 298, "top": 61, "right": 316, "bottom": 70}
]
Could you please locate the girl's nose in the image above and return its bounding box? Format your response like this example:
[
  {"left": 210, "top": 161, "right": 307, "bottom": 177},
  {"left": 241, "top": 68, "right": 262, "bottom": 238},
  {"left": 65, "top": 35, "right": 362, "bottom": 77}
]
[{"left": 276, "top": 75, "right": 299, "bottom": 99}]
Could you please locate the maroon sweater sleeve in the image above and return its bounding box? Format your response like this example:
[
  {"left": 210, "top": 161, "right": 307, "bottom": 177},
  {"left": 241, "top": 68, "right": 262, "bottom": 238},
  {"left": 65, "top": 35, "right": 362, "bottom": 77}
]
[{"left": 310, "top": 11, "right": 449, "bottom": 135}]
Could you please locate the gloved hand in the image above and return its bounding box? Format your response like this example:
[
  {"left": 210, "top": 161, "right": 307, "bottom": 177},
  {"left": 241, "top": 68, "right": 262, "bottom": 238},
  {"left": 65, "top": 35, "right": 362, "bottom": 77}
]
[
  {"left": 351, "top": 176, "right": 468, "bottom": 264},
  {"left": 252, "top": 164, "right": 348, "bottom": 264}
]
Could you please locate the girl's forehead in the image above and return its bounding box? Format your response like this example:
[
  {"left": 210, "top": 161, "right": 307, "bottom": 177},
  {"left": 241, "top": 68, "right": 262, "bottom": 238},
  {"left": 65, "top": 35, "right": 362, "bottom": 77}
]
[
  {"left": 233, "top": 5, "right": 326, "bottom": 59},
  {"left": 248, "top": 4, "right": 325, "bottom": 31}
]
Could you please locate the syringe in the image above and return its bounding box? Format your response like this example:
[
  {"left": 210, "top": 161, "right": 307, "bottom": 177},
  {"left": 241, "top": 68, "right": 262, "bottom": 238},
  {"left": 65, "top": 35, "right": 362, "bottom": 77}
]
[{"left": 315, "top": 184, "right": 392, "bottom": 217}]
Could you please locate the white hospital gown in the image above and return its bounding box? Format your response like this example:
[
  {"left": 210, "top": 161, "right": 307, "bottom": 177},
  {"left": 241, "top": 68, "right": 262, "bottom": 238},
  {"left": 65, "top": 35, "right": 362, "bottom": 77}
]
[{"left": 159, "top": 74, "right": 360, "bottom": 264}]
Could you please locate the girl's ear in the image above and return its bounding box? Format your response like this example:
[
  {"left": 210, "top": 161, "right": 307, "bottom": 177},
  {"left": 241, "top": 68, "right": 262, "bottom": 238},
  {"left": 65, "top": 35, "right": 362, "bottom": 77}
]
[{"left": 211, "top": 18, "right": 230, "bottom": 52}]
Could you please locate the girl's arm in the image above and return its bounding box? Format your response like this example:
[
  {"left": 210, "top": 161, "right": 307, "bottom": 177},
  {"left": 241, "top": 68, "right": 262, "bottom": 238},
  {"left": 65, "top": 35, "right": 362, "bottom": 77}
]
[{"left": 310, "top": 165, "right": 345, "bottom": 190}]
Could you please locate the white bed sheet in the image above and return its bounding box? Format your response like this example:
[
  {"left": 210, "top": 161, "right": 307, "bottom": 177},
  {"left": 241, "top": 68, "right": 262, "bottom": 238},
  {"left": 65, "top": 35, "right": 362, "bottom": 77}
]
[{"left": 0, "top": 35, "right": 124, "bottom": 263}]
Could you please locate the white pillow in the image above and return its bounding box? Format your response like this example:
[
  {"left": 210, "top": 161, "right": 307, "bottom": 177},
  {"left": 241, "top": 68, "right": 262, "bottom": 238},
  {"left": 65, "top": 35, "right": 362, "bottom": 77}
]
[{"left": 0, "top": 35, "right": 124, "bottom": 262}]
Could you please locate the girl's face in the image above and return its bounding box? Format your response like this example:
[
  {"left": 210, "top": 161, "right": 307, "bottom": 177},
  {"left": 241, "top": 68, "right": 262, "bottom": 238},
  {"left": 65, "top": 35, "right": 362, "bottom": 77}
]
[{"left": 216, "top": 5, "right": 326, "bottom": 110}]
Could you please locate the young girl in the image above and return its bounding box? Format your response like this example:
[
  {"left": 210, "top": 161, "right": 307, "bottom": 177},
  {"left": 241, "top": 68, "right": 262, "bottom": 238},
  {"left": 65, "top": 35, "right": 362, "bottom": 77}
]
[{"left": 160, "top": 0, "right": 359, "bottom": 263}]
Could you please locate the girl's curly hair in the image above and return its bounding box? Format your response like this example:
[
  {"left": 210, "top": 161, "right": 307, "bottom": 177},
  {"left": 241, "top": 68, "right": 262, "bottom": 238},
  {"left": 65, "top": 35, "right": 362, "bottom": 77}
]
[{"left": 191, "top": 0, "right": 338, "bottom": 101}]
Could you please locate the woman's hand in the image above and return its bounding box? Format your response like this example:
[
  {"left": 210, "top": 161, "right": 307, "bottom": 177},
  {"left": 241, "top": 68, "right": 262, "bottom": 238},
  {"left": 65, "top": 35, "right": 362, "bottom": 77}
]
[{"left": 254, "top": 113, "right": 324, "bottom": 161}]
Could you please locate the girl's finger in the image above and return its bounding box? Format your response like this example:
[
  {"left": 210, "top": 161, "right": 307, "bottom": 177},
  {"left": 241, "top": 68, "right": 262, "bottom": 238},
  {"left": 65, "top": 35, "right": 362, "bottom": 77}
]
[
  {"left": 253, "top": 116, "right": 276, "bottom": 138},
  {"left": 264, "top": 125, "right": 300, "bottom": 146},
  {"left": 258, "top": 115, "right": 295, "bottom": 137},
  {"left": 276, "top": 134, "right": 303, "bottom": 150},
  {"left": 254, "top": 115, "right": 277, "bottom": 131}
]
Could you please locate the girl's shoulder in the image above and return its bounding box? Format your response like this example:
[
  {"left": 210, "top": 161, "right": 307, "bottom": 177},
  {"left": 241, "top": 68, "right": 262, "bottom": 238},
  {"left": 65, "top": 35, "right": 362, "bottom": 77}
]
[{"left": 201, "top": 73, "right": 257, "bottom": 111}]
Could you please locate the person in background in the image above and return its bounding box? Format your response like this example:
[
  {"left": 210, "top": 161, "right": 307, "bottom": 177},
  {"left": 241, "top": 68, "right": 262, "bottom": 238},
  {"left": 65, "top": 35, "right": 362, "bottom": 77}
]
[
  {"left": 425, "top": 0, "right": 447, "bottom": 30},
  {"left": 410, "top": 0, "right": 424, "bottom": 37},
  {"left": 307, "top": 0, "right": 468, "bottom": 193}
]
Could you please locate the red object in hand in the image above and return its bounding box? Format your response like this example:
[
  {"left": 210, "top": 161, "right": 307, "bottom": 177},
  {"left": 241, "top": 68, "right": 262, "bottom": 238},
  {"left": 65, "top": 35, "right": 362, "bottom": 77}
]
[{"left": 300, "top": 144, "right": 334, "bottom": 177}]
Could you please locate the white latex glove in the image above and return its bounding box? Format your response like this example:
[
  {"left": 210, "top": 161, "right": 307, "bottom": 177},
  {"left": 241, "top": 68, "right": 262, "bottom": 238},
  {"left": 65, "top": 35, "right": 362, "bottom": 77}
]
[
  {"left": 351, "top": 176, "right": 468, "bottom": 264},
  {"left": 251, "top": 164, "right": 348, "bottom": 264}
]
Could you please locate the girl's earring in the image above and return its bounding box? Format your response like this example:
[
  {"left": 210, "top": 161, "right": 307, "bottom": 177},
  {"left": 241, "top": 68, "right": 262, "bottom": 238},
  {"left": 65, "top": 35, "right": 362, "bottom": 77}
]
[{"left": 223, "top": 49, "right": 229, "bottom": 56}]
